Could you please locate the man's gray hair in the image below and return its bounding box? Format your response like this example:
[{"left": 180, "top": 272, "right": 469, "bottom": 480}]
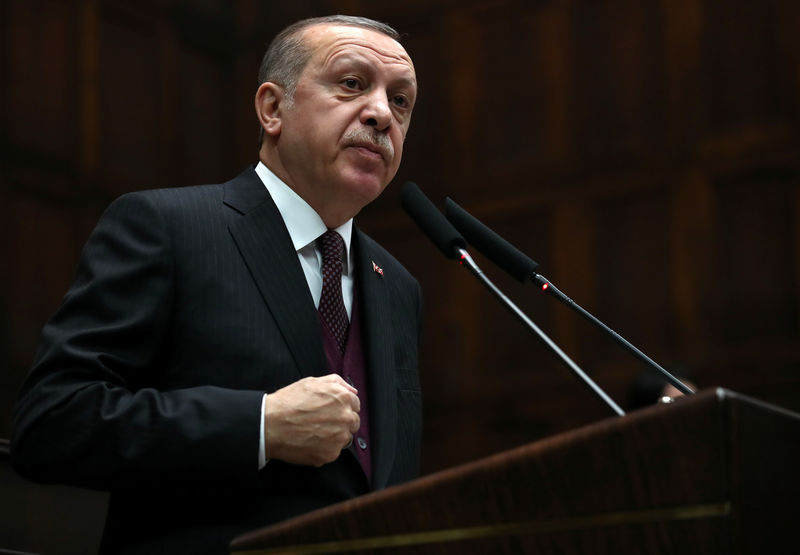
[{"left": 257, "top": 15, "right": 400, "bottom": 146}]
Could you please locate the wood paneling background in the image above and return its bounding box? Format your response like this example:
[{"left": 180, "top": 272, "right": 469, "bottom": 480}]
[{"left": 3, "top": 0, "right": 799, "bottom": 479}]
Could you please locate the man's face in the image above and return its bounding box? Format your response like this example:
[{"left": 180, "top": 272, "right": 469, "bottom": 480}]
[{"left": 271, "top": 24, "right": 417, "bottom": 225}]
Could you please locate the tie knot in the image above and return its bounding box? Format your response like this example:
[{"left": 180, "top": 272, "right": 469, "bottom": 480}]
[{"left": 319, "top": 230, "right": 345, "bottom": 266}]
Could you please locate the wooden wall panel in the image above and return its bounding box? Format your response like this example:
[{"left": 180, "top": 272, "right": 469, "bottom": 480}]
[
  {"left": 702, "top": 0, "right": 783, "bottom": 130},
  {"left": 177, "top": 48, "right": 231, "bottom": 185},
  {"left": 7, "top": 0, "right": 80, "bottom": 164},
  {"left": 439, "top": 9, "right": 483, "bottom": 190},
  {"left": 668, "top": 171, "right": 717, "bottom": 359},
  {"left": 98, "top": 13, "right": 161, "bottom": 189},
  {"left": 714, "top": 175, "right": 798, "bottom": 343},
  {"left": 660, "top": 0, "right": 705, "bottom": 147}
]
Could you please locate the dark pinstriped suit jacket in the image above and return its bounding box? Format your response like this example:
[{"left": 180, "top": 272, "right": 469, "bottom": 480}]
[{"left": 11, "top": 167, "right": 423, "bottom": 554}]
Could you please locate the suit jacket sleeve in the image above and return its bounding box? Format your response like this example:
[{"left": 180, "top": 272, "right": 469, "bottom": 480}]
[{"left": 11, "top": 192, "right": 264, "bottom": 490}]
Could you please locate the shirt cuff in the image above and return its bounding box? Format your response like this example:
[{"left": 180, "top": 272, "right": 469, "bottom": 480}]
[{"left": 258, "top": 393, "right": 268, "bottom": 469}]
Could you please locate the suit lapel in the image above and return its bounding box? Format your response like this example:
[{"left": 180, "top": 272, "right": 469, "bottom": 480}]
[
  {"left": 354, "top": 229, "right": 397, "bottom": 490},
  {"left": 224, "top": 168, "right": 326, "bottom": 380},
  {"left": 224, "top": 170, "right": 398, "bottom": 487}
]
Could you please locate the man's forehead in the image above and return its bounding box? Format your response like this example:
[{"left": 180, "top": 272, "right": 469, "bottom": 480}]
[{"left": 302, "top": 24, "right": 414, "bottom": 71}]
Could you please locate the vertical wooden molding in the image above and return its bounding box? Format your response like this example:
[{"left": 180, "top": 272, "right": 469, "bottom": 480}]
[
  {"left": 79, "top": 0, "right": 100, "bottom": 177},
  {"left": 232, "top": 0, "right": 261, "bottom": 171},
  {"left": 659, "top": 0, "right": 704, "bottom": 147},
  {"left": 612, "top": 0, "right": 646, "bottom": 150},
  {"left": 538, "top": 4, "right": 572, "bottom": 163},
  {"left": 441, "top": 10, "right": 483, "bottom": 184},
  {"left": 157, "top": 15, "right": 179, "bottom": 186},
  {"left": 668, "top": 171, "right": 716, "bottom": 359}
]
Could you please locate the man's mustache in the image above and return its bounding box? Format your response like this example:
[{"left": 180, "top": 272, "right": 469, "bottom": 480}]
[{"left": 342, "top": 129, "right": 394, "bottom": 160}]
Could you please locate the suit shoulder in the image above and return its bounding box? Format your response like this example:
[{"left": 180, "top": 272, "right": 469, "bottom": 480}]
[
  {"left": 117, "top": 183, "right": 223, "bottom": 208},
  {"left": 99, "top": 184, "right": 225, "bottom": 228},
  {"left": 109, "top": 167, "right": 261, "bottom": 216}
]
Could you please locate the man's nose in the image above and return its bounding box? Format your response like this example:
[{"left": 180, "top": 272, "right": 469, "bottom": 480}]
[{"left": 360, "top": 90, "right": 392, "bottom": 131}]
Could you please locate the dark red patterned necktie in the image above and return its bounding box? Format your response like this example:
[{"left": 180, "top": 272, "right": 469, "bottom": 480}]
[{"left": 318, "top": 230, "right": 349, "bottom": 353}]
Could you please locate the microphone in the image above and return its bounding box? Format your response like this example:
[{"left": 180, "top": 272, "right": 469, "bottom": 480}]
[
  {"left": 444, "top": 198, "right": 539, "bottom": 282},
  {"left": 444, "top": 197, "right": 694, "bottom": 396},
  {"left": 400, "top": 182, "right": 467, "bottom": 260},
  {"left": 401, "top": 182, "right": 625, "bottom": 416}
]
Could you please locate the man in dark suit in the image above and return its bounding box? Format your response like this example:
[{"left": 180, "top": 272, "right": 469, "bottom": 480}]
[{"left": 11, "top": 15, "right": 422, "bottom": 554}]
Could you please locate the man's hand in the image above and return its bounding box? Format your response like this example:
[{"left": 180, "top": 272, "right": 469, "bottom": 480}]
[{"left": 264, "top": 374, "right": 360, "bottom": 466}]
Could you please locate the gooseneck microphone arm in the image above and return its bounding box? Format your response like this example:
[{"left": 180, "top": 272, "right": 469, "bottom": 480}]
[
  {"left": 444, "top": 197, "right": 694, "bottom": 396},
  {"left": 401, "top": 182, "right": 625, "bottom": 416},
  {"left": 456, "top": 248, "right": 625, "bottom": 416},
  {"left": 530, "top": 275, "right": 694, "bottom": 396}
]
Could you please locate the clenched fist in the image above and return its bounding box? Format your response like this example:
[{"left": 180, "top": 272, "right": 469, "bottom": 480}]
[{"left": 264, "top": 374, "right": 360, "bottom": 466}]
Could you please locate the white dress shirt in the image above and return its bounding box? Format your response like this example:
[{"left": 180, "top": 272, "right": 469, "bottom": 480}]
[{"left": 254, "top": 161, "right": 354, "bottom": 468}]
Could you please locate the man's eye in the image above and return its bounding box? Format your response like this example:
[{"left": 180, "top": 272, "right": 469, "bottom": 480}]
[
  {"left": 392, "top": 95, "right": 409, "bottom": 108},
  {"left": 342, "top": 78, "right": 360, "bottom": 89}
]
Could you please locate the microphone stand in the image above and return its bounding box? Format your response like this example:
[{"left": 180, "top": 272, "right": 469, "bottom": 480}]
[
  {"left": 531, "top": 274, "right": 694, "bottom": 396},
  {"left": 458, "top": 249, "right": 625, "bottom": 417},
  {"left": 443, "top": 196, "right": 694, "bottom": 397}
]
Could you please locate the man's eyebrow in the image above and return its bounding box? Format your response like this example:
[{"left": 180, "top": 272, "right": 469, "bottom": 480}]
[
  {"left": 398, "top": 78, "right": 417, "bottom": 95},
  {"left": 391, "top": 75, "right": 418, "bottom": 90},
  {"left": 327, "top": 54, "right": 416, "bottom": 87}
]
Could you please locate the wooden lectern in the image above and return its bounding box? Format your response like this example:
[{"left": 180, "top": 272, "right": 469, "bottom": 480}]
[{"left": 230, "top": 389, "right": 800, "bottom": 554}]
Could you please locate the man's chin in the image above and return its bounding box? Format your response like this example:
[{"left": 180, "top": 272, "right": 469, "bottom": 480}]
[{"left": 338, "top": 171, "right": 390, "bottom": 205}]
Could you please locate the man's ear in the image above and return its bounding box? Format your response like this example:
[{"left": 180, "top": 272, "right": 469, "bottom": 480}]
[{"left": 255, "top": 82, "right": 285, "bottom": 137}]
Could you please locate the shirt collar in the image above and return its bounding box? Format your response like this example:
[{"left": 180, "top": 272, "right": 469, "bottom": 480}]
[{"left": 255, "top": 161, "right": 353, "bottom": 267}]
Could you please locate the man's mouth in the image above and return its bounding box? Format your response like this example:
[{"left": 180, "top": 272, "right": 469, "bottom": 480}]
[{"left": 349, "top": 143, "right": 385, "bottom": 160}]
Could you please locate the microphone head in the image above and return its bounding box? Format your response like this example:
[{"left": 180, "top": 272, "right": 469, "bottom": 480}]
[
  {"left": 401, "top": 182, "right": 467, "bottom": 260},
  {"left": 444, "top": 197, "right": 539, "bottom": 281}
]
